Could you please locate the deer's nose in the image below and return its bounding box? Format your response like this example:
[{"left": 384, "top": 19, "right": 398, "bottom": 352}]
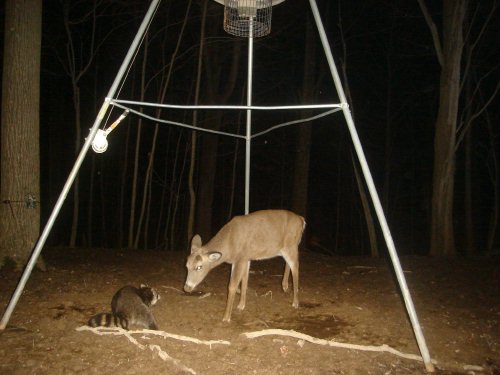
[{"left": 184, "top": 283, "right": 194, "bottom": 293}]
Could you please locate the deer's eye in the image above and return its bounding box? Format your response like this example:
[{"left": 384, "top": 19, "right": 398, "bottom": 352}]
[{"left": 195, "top": 265, "right": 203, "bottom": 271}]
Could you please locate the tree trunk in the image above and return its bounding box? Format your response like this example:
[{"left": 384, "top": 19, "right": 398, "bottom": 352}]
[
  {"left": 194, "top": 33, "right": 241, "bottom": 238},
  {"left": 187, "top": 0, "right": 208, "bottom": 244},
  {"left": 61, "top": 2, "right": 100, "bottom": 248},
  {"left": 169, "top": 134, "right": 190, "bottom": 250},
  {"left": 383, "top": 4, "right": 395, "bottom": 213},
  {"left": 227, "top": 114, "right": 243, "bottom": 221},
  {"left": 292, "top": 15, "right": 315, "bottom": 218},
  {"left": 119, "top": 113, "right": 132, "bottom": 248},
  {"left": 135, "top": 1, "right": 192, "bottom": 249},
  {"left": 337, "top": 1, "right": 378, "bottom": 256},
  {"left": 485, "top": 112, "right": 498, "bottom": 254},
  {"left": 430, "top": 0, "right": 467, "bottom": 256},
  {"left": 188, "top": 130, "right": 198, "bottom": 244},
  {"left": 0, "top": 0, "right": 42, "bottom": 269},
  {"left": 190, "top": 0, "right": 242, "bottom": 242},
  {"left": 464, "top": 122, "right": 474, "bottom": 255},
  {"left": 352, "top": 154, "right": 379, "bottom": 257},
  {"left": 155, "top": 129, "right": 173, "bottom": 248},
  {"left": 134, "top": 124, "right": 159, "bottom": 249},
  {"left": 196, "top": 119, "right": 222, "bottom": 239},
  {"left": 129, "top": 117, "right": 143, "bottom": 248},
  {"left": 69, "top": 86, "right": 81, "bottom": 247},
  {"left": 87, "top": 154, "right": 96, "bottom": 247},
  {"left": 128, "top": 35, "right": 148, "bottom": 249}
]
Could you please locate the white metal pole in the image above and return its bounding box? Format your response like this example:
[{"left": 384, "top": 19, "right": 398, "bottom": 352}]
[
  {"left": 244, "top": 21, "right": 254, "bottom": 215},
  {"left": 0, "top": 0, "right": 162, "bottom": 331},
  {"left": 308, "top": 0, "right": 434, "bottom": 372}
]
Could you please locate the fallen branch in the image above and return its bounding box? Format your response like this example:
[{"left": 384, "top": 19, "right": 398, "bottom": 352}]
[
  {"left": 148, "top": 344, "right": 196, "bottom": 374},
  {"left": 76, "top": 326, "right": 230, "bottom": 347},
  {"left": 76, "top": 326, "right": 194, "bottom": 373},
  {"left": 242, "top": 329, "right": 487, "bottom": 373},
  {"left": 77, "top": 326, "right": 143, "bottom": 347},
  {"left": 241, "top": 328, "right": 425, "bottom": 363},
  {"left": 131, "top": 328, "right": 230, "bottom": 347},
  {"left": 77, "top": 326, "right": 231, "bottom": 374}
]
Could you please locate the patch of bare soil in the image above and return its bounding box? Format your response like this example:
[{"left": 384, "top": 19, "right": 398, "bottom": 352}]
[{"left": 1, "top": 248, "right": 498, "bottom": 374}]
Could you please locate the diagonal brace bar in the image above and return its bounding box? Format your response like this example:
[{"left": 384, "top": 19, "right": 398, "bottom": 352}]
[{"left": 308, "top": 0, "right": 434, "bottom": 372}]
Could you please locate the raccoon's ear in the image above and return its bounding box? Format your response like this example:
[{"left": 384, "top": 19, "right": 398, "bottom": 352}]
[
  {"left": 208, "top": 252, "right": 222, "bottom": 262},
  {"left": 191, "top": 234, "right": 202, "bottom": 253},
  {"left": 140, "top": 283, "right": 147, "bottom": 288}
]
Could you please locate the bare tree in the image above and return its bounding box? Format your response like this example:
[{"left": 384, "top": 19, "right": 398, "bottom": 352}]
[
  {"left": 188, "top": 0, "right": 208, "bottom": 243},
  {"left": 0, "top": 0, "right": 43, "bottom": 269},
  {"left": 458, "top": 1, "right": 499, "bottom": 254},
  {"left": 132, "top": 0, "right": 193, "bottom": 249},
  {"left": 60, "top": 0, "right": 118, "bottom": 247},
  {"left": 166, "top": 131, "right": 190, "bottom": 250},
  {"left": 127, "top": 33, "right": 148, "bottom": 248},
  {"left": 485, "top": 112, "right": 499, "bottom": 254},
  {"left": 418, "top": 0, "right": 468, "bottom": 256},
  {"left": 61, "top": 1, "right": 95, "bottom": 247},
  {"left": 291, "top": 14, "right": 315, "bottom": 219},
  {"left": 194, "top": 21, "right": 241, "bottom": 240},
  {"left": 420, "top": 0, "right": 498, "bottom": 255},
  {"left": 460, "top": 67, "right": 500, "bottom": 254},
  {"left": 337, "top": 1, "right": 379, "bottom": 257}
]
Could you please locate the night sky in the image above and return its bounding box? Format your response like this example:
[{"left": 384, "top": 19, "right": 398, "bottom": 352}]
[{"left": 4, "top": 0, "right": 498, "bottom": 255}]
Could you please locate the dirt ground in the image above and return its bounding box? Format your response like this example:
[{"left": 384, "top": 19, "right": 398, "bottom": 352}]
[{"left": 0, "top": 247, "right": 498, "bottom": 374}]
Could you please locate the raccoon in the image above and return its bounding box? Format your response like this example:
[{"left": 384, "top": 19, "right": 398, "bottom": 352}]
[{"left": 88, "top": 284, "right": 160, "bottom": 330}]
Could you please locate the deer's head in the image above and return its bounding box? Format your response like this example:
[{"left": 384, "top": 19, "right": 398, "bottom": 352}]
[{"left": 184, "top": 234, "right": 222, "bottom": 292}]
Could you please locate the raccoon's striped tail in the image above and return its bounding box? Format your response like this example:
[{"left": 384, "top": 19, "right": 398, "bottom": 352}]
[{"left": 87, "top": 313, "right": 128, "bottom": 330}]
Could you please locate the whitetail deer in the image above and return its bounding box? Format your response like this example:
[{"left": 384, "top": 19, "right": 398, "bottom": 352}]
[{"left": 184, "top": 209, "right": 305, "bottom": 322}]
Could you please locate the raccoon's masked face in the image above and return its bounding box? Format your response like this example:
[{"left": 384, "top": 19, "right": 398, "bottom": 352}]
[{"left": 139, "top": 284, "right": 160, "bottom": 306}]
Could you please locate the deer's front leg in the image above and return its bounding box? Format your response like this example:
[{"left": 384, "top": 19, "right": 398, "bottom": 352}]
[{"left": 223, "top": 261, "right": 246, "bottom": 322}]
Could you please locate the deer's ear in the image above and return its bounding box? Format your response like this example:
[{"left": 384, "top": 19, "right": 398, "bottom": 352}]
[
  {"left": 208, "top": 252, "right": 222, "bottom": 262},
  {"left": 191, "top": 234, "right": 202, "bottom": 253}
]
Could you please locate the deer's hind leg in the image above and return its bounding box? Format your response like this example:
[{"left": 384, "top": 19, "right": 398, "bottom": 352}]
[
  {"left": 281, "top": 247, "right": 299, "bottom": 308},
  {"left": 282, "top": 263, "right": 291, "bottom": 292},
  {"left": 237, "top": 261, "right": 251, "bottom": 311}
]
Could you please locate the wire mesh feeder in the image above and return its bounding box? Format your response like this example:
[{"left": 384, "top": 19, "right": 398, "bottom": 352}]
[{"left": 223, "top": 0, "right": 272, "bottom": 37}]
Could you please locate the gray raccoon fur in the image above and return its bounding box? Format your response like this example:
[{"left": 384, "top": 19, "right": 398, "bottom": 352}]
[{"left": 88, "top": 284, "right": 160, "bottom": 330}]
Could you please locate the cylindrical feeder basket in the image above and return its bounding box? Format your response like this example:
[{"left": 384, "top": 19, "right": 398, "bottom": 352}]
[{"left": 223, "top": 0, "right": 273, "bottom": 37}]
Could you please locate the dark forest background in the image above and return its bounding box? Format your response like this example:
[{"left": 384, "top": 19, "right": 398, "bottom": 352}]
[{"left": 1, "top": 0, "right": 498, "bottom": 257}]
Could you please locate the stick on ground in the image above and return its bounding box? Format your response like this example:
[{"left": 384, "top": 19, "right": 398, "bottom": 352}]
[
  {"left": 242, "top": 328, "right": 426, "bottom": 362},
  {"left": 76, "top": 326, "right": 230, "bottom": 374}
]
